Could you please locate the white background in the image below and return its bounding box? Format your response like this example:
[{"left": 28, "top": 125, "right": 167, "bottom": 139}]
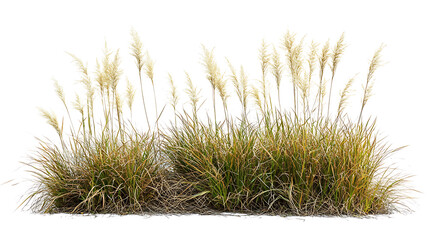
[{"left": 0, "top": 0, "right": 428, "bottom": 239}]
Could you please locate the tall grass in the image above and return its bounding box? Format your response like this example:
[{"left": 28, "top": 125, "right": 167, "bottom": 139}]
[{"left": 23, "top": 30, "right": 410, "bottom": 215}]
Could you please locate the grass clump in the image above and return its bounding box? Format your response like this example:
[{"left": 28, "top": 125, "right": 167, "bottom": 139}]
[
  {"left": 259, "top": 115, "right": 404, "bottom": 215},
  {"left": 23, "top": 30, "right": 410, "bottom": 216},
  {"left": 27, "top": 131, "right": 158, "bottom": 213},
  {"left": 163, "top": 117, "right": 266, "bottom": 212}
]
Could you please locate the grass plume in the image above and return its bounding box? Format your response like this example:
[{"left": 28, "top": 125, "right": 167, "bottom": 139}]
[
  {"left": 259, "top": 40, "right": 270, "bottom": 109},
  {"left": 316, "top": 40, "right": 330, "bottom": 117},
  {"left": 327, "top": 33, "right": 346, "bottom": 117},
  {"left": 358, "top": 44, "right": 384, "bottom": 123},
  {"left": 130, "top": 30, "right": 150, "bottom": 130},
  {"left": 184, "top": 72, "right": 201, "bottom": 119},
  {"left": 202, "top": 45, "right": 221, "bottom": 126},
  {"left": 271, "top": 46, "right": 283, "bottom": 110},
  {"left": 168, "top": 73, "right": 179, "bottom": 126}
]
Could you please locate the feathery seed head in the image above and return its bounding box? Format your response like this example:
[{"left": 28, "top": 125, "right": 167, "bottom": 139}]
[
  {"left": 251, "top": 85, "right": 263, "bottom": 113},
  {"left": 53, "top": 79, "right": 65, "bottom": 104},
  {"left": 227, "top": 59, "right": 244, "bottom": 106},
  {"left": 368, "top": 44, "right": 384, "bottom": 80},
  {"left": 259, "top": 40, "right": 270, "bottom": 76},
  {"left": 126, "top": 78, "right": 135, "bottom": 111},
  {"left": 145, "top": 52, "right": 155, "bottom": 83},
  {"left": 185, "top": 71, "right": 201, "bottom": 113},
  {"left": 240, "top": 65, "right": 249, "bottom": 109},
  {"left": 115, "top": 93, "right": 123, "bottom": 114},
  {"left": 283, "top": 31, "right": 296, "bottom": 53},
  {"left": 67, "top": 52, "right": 89, "bottom": 77},
  {"left": 259, "top": 40, "right": 270, "bottom": 105},
  {"left": 300, "top": 72, "right": 310, "bottom": 99},
  {"left": 337, "top": 76, "right": 355, "bottom": 116},
  {"left": 130, "top": 29, "right": 144, "bottom": 72},
  {"left": 321, "top": 78, "right": 328, "bottom": 98},
  {"left": 100, "top": 43, "right": 113, "bottom": 90},
  {"left": 308, "top": 41, "right": 318, "bottom": 80},
  {"left": 168, "top": 73, "right": 179, "bottom": 110},
  {"left": 216, "top": 74, "right": 229, "bottom": 105},
  {"left": 271, "top": 46, "right": 283, "bottom": 89},
  {"left": 95, "top": 59, "right": 105, "bottom": 92},
  {"left": 319, "top": 40, "right": 330, "bottom": 73},
  {"left": 73, "top": 94, "right": 84, "bottom": 115},
  {"left": 202, "top": 45, "right": 220, "bottom": 89},
  {"left": 109, "top": 50, "right": 122, "bottom": 89},
  {"left": 39, "top": 108, "right": 61, "bottom": 136},
  {"left": 330, "top": 33, "right": 346, "bottom": 74},
  {"left": 287, "top": 37, "right": 305, "bottom": 88},
  {"left": 363, "top": 45, "right": 385, "bottom": 107},
  {"left": 67, "top": 53, "right": 93, "bottom": 104}
]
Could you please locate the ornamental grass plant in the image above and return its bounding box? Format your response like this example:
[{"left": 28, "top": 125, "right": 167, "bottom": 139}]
[{"left": 22, "top": 30, "right": 409, "bottom": 215}]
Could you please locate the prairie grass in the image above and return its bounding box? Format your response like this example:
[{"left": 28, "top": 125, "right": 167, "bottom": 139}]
[{"left": 22, "top": 30, "right": 410, "bottom": 215}]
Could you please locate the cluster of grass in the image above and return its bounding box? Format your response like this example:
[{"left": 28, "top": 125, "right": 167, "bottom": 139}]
[{"left": 23, "top": 30, "right": 409, "bottom": 215}]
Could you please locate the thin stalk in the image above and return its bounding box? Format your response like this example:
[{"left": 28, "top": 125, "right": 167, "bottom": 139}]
[
  {"left": 293, "top": 83, "right": 297, "bottom": 115},
  {"left": 327, "top": 74, "right": 335, "bottom": 117},
  {"left": 86, "top": 100, "right": 92, "bottom": 137},
  {"left": 115, "top": 92, "right": 123, "bottom": 138},
  {"left": 152, "top": 83, "right": 159, "bottom": 125},
  {"left": 138, "top": 71, "right": 151, "bottom": 130},
  {"left": 212, "top": 85, "right": 217, "bottom": 126}
]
